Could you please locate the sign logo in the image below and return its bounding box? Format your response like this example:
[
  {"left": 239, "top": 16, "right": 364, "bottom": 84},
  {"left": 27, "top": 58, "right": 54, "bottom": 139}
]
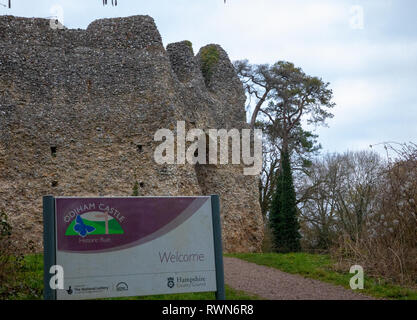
[
  {"left": 73, "top": 215, "right": 95, "bottom": 237},
  {"left": 65, "top": 212, "right": 124, "bottom": 237},
  {"left": 66, "top": 286, "right": 73, "bottom": 295},
  {"left": 116, "top": 282, "right": 129, "bottom": 292},
  {"left": 167, "top": 277, "right": 175, "bottom": 289}
]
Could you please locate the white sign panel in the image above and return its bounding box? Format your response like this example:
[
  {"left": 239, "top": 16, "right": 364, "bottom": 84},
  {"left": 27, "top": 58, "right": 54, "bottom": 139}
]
[{"left": 54, "top": 197, "right": 216, "bottom": 300}]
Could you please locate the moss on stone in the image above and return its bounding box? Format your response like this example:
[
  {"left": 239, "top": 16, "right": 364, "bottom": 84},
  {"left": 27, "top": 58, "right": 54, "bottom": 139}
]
[
  {"left": 184, "top": 40, "right": 193, "bottom": 51},
  {"left": 200, "top": 45, "right": 220, "bottom": 85},
  {"left": 132, "top": 181, "right": 139, "bottom": 196}
]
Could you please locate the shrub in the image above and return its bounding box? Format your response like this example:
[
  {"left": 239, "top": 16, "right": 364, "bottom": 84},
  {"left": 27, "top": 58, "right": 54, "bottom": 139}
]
[
  {"left": 184, "top": 40, "right": 193, "bottom": 53},
  {"left": 0, "top": 211, "right": 14, "bottom": 280},
  {"left": 332, "top": 143, "right": 417, "bottom": 286},
  {"left": 200, "top": 45, "right": 220, "bottom": 86},
  {"left": 0, "top": 211, "right": 38, "bottom": 299},
  {"left": 132, "top": 181, "right": 139, "bottom": 196}
]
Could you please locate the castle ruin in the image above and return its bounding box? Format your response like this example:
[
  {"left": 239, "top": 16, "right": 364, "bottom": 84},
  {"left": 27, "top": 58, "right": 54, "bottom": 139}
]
[{"left": 0, "top": 15, "right": 264, "bottom": 252}]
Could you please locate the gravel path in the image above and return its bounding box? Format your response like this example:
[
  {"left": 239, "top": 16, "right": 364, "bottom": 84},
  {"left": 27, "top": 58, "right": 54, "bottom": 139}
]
[{"left": 224, "top": 257, "right": 375, "bottom": 300}]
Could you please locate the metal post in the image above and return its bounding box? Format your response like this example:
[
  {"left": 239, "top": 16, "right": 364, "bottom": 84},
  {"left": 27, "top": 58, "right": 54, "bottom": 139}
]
[
  {"left": 43, "top": 195, "right": 56, "bottom": 300},
  {"left": 210, "top": 194, "right": 225, "bottom": 300}
]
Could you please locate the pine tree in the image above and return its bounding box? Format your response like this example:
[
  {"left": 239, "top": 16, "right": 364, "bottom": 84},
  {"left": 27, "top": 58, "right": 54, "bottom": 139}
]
[{"left": 269, "top": 151, "right": 301, "bottom": 252}]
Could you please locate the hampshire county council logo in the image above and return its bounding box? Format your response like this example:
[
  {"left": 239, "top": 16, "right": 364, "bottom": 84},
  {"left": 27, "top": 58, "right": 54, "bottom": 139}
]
[
  {"left": 167, "top": 277, "right": 175, "bottom": 289},
  {"left": 65, "top": 212, "right": 124, "bottom": 237}
]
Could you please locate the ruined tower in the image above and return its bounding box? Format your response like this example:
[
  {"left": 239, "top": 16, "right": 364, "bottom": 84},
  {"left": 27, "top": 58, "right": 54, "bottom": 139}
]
[{"left": 0, "top": 15, "right": 264, "bottom": 252}]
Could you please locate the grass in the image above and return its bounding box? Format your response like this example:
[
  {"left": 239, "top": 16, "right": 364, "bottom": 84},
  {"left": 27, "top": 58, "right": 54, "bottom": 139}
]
[
  {"left": 226, "top": 252, "right": 417, "bottom": 300},
  {"left": 105, "top": 287, "right": 259, "bottom": 301},
  {"left": 0, "top": 254, "right": 44, "bottom": 300},
  {"left": 1, "top": 254, "right": 260, "bottom": 300},
  {"left": 6, "top": 252, "right": 416, "bottom": 300}
]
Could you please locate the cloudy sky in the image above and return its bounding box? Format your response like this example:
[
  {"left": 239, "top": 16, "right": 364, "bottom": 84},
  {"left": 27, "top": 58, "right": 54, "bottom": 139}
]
[{"left": 2, "top": 0, "right": 416, "bottom": 156}]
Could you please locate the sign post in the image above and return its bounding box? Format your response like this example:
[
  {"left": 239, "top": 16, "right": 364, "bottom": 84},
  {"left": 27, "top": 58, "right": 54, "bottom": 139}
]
[
  {"left": 43, "top": 195, "right": 56, "bottom": 300},
  {"left": 43, "top": 195, "right": 225, "bottom": 300},
  {"left": 210, "top": 194, "right": 225, "bottom": 300}
]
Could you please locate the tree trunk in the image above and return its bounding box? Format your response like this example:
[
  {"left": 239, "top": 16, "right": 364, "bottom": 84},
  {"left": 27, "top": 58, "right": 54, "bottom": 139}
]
[{"left": 250, "top": 90, "right": 269, "bottom": 129}]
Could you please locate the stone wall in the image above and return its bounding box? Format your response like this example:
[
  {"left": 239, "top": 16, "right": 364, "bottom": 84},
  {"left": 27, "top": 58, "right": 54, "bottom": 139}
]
[{"left": 0, "top": 15, "right": 264, "bottom": 253}]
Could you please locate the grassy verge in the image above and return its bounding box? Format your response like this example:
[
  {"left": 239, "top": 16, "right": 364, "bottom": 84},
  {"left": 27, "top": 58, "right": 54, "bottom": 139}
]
[
  {"left": 226, "top": 252, "right": 417, "bottom": 300},
  {"left": 1, "top": 254, "right": 259, "bottom": 300}
]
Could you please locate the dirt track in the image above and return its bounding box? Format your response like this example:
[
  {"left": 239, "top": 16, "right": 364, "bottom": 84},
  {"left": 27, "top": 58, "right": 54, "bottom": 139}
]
[{"left": 224, "top": 257, "right": 375, "bottom": 300}]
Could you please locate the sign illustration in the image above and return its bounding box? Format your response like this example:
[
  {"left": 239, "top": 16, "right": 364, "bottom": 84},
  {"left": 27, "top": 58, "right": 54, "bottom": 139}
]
[{"left": 66, "top": 212, "right": 123, "bottom": 237}]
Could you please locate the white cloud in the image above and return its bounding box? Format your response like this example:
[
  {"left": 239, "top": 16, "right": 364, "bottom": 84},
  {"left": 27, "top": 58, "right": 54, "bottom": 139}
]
[{"left": 214, "top": 0, "right": 348, "bottom": 36}]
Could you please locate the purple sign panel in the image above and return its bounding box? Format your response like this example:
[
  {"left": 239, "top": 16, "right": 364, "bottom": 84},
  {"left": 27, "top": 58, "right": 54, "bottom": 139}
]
[{"left": 55, "top": 197, "right": 209, "bottom": 253}]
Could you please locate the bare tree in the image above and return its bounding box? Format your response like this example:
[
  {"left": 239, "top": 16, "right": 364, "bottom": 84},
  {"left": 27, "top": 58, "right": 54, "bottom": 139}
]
[
  {"left": 299, "top": 151, "right": 383, "bottom": 249},
  {"left": 333, "top": 143, "right": 417, "bottom": 284},
  {"left": 298, "top": 154, "right": 341, "bottom": 249},
  {"left": 333, "top": 151, "right": 383, "bottom": 241}
]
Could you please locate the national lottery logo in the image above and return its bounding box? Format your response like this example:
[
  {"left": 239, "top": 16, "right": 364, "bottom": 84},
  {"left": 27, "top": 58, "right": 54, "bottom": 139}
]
[{"left": 116, "top": 282, "right": 129, "bottom": 292}]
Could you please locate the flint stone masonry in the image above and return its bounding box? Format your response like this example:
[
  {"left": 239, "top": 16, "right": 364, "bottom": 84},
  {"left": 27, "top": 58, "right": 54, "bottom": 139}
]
[{"left": 0, "top": 15, "right": 264, "bottom": 253}]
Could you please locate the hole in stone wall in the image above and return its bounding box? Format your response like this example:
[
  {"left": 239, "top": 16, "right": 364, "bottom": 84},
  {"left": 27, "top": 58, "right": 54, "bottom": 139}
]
[
  {"left": 137, "top": 145, "right": 143, "bottom": 153},
  {"left": 139, "top": 182, "right": 144, "bottom": 188},
  {"left": 51, "top": 146, "right": 57, "bottom": 157},
  {"left": 51, "top": 181, "right": 58, "bottom": 187}
]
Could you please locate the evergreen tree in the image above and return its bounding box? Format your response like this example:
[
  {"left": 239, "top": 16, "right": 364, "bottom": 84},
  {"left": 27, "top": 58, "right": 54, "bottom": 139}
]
[
  {"left": 269, "top": 151, "right": 301, "bottom": 252},
  {"left": 269, "top": 165, "right": 284, "bottom": 250}
]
